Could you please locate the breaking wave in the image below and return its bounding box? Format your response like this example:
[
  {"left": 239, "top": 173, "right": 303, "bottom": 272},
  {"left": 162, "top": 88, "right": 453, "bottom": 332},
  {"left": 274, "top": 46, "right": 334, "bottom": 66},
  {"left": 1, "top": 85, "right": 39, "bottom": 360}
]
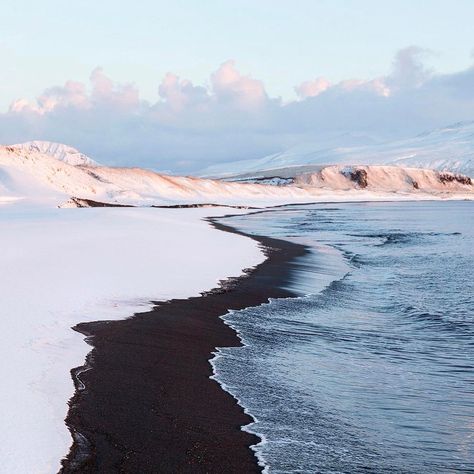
[{"left": 213, "top": 201, "right": 474, "bottom": 473}]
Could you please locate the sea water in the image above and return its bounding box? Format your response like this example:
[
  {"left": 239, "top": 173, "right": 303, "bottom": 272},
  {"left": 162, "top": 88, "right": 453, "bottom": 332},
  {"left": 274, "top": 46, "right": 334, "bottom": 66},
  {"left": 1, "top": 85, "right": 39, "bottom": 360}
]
[{"left": 214, "top": 201, "right": 474, "bottom": 473}]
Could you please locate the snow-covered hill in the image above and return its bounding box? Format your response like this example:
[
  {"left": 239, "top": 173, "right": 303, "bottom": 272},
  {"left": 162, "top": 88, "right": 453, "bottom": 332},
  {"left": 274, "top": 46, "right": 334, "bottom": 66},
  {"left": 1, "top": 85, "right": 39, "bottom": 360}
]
[
  {"left": 12, "top": 140, "right": 97, "bottom": 166},
  {"left": 0, "top": 143, "right": 472, "bottom": 208},
  {"left": 201, "top": 122, "right": 474, "bottom": 178},
  {"left": 0, "top": 145, "right": 309, "bottom": 206}
]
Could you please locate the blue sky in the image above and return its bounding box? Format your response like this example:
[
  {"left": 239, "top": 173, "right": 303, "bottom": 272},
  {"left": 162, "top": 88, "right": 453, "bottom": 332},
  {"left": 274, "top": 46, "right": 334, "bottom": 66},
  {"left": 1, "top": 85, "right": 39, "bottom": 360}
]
[
  {"left": 1, "top": 1, "right": 474, "bottom": 171},
  {"left": 2, "top": 0, "right": 474, "bottom": 109}
]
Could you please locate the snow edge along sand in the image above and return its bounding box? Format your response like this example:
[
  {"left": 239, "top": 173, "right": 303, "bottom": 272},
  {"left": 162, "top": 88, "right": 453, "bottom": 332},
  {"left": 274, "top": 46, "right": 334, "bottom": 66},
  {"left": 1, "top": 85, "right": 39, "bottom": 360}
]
[{"left": 0, "top": 206, "right": 265, "bottom": 474}]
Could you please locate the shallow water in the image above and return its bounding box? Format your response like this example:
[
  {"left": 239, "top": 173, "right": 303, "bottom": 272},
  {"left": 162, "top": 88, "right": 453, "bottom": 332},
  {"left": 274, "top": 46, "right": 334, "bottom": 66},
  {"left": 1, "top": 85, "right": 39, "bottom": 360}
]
[{"left": 215, "top": 201, "right": 474, "bottom": 473}]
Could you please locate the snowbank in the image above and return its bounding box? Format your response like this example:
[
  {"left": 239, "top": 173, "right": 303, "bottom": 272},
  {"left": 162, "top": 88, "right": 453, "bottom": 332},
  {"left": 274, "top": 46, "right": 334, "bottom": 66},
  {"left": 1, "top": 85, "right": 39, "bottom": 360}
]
[{"left": 0, "top": 204, "right": 264, "bottom": 474}]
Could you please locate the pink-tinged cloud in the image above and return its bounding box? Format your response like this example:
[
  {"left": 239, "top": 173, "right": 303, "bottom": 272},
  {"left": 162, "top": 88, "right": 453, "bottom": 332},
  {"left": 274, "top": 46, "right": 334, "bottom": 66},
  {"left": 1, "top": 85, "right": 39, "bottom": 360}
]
[
  {"left": 10, "top": 69, "right": 139, "bottom": 115},
  {"left": 158, "top": 73, "right": 209, "bottom": 112},
  {"left": 89, "top": 68, "right": 139, "bottom": 110},
  {"left": 295, "top": 77, "right": 331, "bottom": 99},
  {"left": 10, "top": 81, "right": 90, "bottom": 114},
  {"left": 296, "top": 77, "right": 390, "bottom": 99},
  {"left": 294, "top": 46, "right": 432, "bottom": 101},
  {"left": 336, "top": 78, "right": 391, "bottom": 97},
  {"left": 2, "top": 50, "right": 474, "bottom": 171},
  {"left": 211, "top": 60, "right": 268, "bottom": 108}
]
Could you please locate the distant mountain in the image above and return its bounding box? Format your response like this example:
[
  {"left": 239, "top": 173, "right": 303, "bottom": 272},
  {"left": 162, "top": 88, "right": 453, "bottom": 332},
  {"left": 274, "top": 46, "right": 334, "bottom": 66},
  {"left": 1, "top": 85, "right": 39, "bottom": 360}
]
[
  {"left": 201, "top": 122, "right": 474, "bottom": 178},
  {"left": 12, "top": 141, "right": 97, "bottom": 167}
]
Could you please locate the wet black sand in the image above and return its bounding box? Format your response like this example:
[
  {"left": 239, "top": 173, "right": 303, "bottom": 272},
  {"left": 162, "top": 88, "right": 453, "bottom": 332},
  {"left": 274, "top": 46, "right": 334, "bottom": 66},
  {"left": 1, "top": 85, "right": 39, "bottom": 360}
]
[{"left": 60, "top": 215, "right": 308, "bottom": 473}]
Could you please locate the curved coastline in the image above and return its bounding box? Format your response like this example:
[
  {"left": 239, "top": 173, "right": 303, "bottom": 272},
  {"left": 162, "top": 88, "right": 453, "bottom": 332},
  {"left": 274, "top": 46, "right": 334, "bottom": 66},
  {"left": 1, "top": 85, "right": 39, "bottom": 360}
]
[{"left": 61, "top": 211, "right": 309, "bottom": 473}]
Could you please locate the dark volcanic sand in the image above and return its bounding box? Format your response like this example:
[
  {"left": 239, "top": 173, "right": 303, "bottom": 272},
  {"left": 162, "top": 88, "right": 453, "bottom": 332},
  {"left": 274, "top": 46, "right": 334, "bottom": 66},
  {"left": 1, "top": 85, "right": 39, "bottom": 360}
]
[{"left": 61, "top": 215, "right": 308, "bottom": 474}]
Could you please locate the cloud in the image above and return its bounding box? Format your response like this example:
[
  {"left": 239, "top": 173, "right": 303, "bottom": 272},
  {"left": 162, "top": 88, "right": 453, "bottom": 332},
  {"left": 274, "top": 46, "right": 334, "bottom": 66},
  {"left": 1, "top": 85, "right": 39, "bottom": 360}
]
[
  {"left": 10, "top": 68, "right": 139, "bottom": 115},
  {"left": 210, "top": 60, "right": 268, "bottom": 108},
  {"left": 158, "top": 73, "right": 208, "bottom": 113},
  {"left": 10, "top": 81, "right": 89, "bottom": 114},
  {"left": 293, "top": 46, "right": 431, "bottom": 101},
  {"left": 156, "top": 60, "right": 268, "bottom": 115},
  {"left": 295, "top": 77, "right": 331, "bottom": 99},
  {"left": 89, "top": 68, "right": 140, "bottom": 110},
  {"left": 386, "top": 46, "right": 433, "bottom": 90},
  {"left": 294, "top": 76, "right": 390, "bottom": 103},
  {"left": 2, "top": 48, "right": 474, "bottom": 172}
]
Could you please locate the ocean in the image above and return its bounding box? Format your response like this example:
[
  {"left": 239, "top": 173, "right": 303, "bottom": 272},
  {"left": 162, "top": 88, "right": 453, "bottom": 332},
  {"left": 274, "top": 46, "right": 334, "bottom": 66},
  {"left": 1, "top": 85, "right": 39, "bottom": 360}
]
[{"left": 214, "top": 201, "right": 474, "bottom": 473}]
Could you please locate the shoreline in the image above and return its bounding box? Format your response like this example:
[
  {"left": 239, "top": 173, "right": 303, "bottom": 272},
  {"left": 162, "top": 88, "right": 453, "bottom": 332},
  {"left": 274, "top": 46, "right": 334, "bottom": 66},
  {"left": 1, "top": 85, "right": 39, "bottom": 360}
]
[{"left": 61, "top": 212, "right": 309, "bottom": 473}]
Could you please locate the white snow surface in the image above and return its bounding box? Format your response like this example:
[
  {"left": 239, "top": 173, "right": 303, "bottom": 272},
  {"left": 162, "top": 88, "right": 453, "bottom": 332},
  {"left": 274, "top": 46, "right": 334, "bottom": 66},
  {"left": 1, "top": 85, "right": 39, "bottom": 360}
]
[
  {"left": 0, "top": 203, "right": 264, "bottom": 474},
  {"left": 201, "top": 121, "right": 474, "bottom": 178}
]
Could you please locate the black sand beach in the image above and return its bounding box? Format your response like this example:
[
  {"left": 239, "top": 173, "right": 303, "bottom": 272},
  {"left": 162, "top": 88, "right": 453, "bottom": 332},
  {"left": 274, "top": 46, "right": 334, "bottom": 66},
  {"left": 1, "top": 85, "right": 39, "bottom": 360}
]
[{"left": 61, "top": 215, "right": 308, "bottom": 473}]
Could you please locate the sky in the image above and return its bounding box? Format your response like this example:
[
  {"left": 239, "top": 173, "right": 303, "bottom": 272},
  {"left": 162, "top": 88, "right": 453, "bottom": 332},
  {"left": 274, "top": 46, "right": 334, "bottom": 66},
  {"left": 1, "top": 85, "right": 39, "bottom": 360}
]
[{"left": 1, "top": 0, "right": 474, "bottom": 171}]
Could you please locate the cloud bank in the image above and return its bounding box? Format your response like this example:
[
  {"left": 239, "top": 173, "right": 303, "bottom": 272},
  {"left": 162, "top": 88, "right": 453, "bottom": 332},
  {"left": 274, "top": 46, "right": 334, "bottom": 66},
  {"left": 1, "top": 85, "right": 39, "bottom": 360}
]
[{"left": 2, "top": 48, "right": 474, "bottom": 172}]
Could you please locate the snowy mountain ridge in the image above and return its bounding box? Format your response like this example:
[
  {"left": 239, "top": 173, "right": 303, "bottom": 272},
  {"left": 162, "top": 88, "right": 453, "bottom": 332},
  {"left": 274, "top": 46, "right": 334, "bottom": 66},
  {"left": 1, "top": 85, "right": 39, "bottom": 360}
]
[
  {"left": 0, "top": 144, "right": 472, "bottom": 208},
  {"left": 0, "top": 145, "right": 309, "bottom": 206},
  {"left": 201, "top": 121, "right": 474, "bottom": 178},
  {"left": 11, "top": 140, "right": 97, "bottom": 166}
]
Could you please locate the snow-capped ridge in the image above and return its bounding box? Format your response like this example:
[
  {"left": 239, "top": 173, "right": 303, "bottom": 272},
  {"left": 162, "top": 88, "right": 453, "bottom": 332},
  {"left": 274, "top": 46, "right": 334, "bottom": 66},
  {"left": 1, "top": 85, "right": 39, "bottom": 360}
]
[
  {"left": 416, "top": 120, "right": 474, "bottom": 138},
  {"left": 11, "top": 140, "right": 97, "bottom": 166},
  {"left": 294, "top": 165, "right": 472, "bottom": 194},
  {"left": 201, "top": 121, "right": 474, "bottom": 178},
  {"left": 0, "top": 144, "right": 472, "bottom": 208}
]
